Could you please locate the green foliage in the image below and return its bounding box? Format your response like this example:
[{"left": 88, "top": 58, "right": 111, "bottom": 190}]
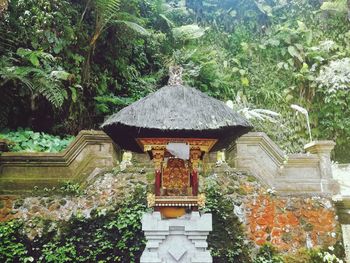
[
  {"left": 203, "top": 178, "right": 252, "bottom": 262},
  {"left": 282, "top": 245, "right": 345, "bottom": 263},
  {"left": 253, "top": 243, "right": 284, "bottom": 263},
  {"left": 0, "top": 128, "right": 74, "bottom": 152},
  {"left": 59, "top": 181, "right": 82, "bottom": 196},
  {"left": 0, "top": 220, "right": 32, "bottom": 263}
]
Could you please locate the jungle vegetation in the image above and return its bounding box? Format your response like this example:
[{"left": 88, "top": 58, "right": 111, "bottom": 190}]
[{"left": 0, "top": 0, "right": 350, "bottom": 162}]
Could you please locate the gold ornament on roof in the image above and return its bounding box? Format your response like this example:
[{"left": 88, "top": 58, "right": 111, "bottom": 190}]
[{"left": 168, "top": 65, "right": 183, "bottom": 85}]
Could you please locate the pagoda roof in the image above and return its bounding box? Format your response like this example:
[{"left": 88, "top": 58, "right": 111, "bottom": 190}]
[{"left": 102, "top": 84, "right": 252, "bottom": 152}]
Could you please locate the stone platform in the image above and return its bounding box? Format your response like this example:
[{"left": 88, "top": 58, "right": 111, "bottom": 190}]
[{"left": 141, "top": 212, "right": 212, "bottom": 263}]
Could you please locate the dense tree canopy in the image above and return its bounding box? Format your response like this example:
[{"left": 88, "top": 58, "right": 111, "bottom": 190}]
[{"left": 0, "top": 0, "right": 349, "bottom": 162}]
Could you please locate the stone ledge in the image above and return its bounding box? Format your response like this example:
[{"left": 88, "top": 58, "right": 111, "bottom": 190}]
[
  {"left": 227, "top": 132, "right": 339, "bottom": 195},
  {"left": 0, "top": 130, "right": 119, "bottom": 194}
]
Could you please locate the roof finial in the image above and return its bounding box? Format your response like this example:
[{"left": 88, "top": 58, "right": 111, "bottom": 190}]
[{"left": 168, "top": 65, "right": 183, "bottom": 85}]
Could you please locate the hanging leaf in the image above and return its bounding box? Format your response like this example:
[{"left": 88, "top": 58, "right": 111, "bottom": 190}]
[
  {"left": 69, "top": 86, "right": 77, "bottom": 103},
  {"left": 305, "top": 31, "right": 313, "bottom": 45},
  {"left": 287, "top": 45, "right": 303, "bottom": 62},
  {"left": 29, "top": 53, "right": 40, "bottom": 67}
]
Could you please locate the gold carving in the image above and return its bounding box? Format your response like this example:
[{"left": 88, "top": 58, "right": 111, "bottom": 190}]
[
  {"left": 190, "top": 148, "right": 202, "bottom": 169},
  {"left": 197, "top": 193, "right": 206, "bottom": 209},
  {"left": 152, "top": 149, "right": 165, "bottom": 169},
  {"left": 162, "top": 158, "right": 189, "bottom": 195},
  {"left": 147, "top": 193, "right": 156, "bottom": 207},
  {"left": 136, "top": 138, "right": 217, "bottom": 153}
]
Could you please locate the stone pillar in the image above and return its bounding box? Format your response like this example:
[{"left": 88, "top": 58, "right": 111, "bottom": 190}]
[
  {"left": 304, "top": 141, "right": 338, "bottom": 193},
  {"left": 304, "top": 141, "right": 335, "bottom": 179},
  {"left": 141, "top": 212, "right": 212, "bottom": 263}
]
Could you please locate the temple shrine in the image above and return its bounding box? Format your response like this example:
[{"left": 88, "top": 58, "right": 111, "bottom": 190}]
[{"left": 102, "top": 66, "right": 252, "bottom": 262}]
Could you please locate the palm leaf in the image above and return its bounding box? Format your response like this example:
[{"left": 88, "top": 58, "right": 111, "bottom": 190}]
[
  {"left": 159, "top": 14, "right": 175, "bottom": 28},
  {"left": 95, "top": 0, "right": 121, "bottom": 25},
  {"left": 115, "top": 21, "right": 150, "bottom": 36},
  {"left": 0, "top": 62, "right": 66, "bottom": 108}
]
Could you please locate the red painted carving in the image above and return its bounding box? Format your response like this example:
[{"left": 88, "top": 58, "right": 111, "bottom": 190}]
[{"left": 162, "top": 158, "right": 189, "bottom": 196}]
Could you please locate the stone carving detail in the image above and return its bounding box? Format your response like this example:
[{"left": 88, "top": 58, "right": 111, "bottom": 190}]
[
  {"left": 140, "top": 212, "right": 212, "bottom": 263},
  {"left": 168, "top": 246, "right": 187, "bottom": 261}
]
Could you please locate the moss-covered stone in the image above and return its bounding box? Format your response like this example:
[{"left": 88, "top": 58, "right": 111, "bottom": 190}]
[{"left": 13, "top": 199, "right": 24, "bottom": 209}]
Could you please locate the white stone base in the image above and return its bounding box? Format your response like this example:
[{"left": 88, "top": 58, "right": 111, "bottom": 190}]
[{"left": 140, "top": 212, "right": 212, "bottom": 263}]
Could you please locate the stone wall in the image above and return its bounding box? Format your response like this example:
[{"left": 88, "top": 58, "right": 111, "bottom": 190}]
[
  {"left": 208, "top": 165, "right": 341, "bottom": 253},
  {"left": 0, "top": 131, "right": 346, "bottom": 258},
  {"left": 0, "top": 130, "right": 120, "bottom": 194},
  {"left": 245, "top": 192, "right": 338, "bottom": 250},
  {"left": 0, "top": 165, "right": 342, "bottom": 255}
]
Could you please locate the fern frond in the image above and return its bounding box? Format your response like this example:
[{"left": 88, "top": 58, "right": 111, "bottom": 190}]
[{"left": 34, "top": 77, "right": 66, "bottom": 108}]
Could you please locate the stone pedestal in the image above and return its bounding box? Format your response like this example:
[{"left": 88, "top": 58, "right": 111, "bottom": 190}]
[{"left": 141, "top": 212, "right": 212, "bottom": 263}]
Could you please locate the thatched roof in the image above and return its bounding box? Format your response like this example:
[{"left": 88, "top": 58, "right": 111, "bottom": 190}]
[{"left": 102, "top": 84, "right": 252, "bottom": 152}]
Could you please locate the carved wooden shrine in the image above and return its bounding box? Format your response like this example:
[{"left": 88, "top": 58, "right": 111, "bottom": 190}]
[{"left": 137, "top": 138, "right": 216, "bottom": 216}]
